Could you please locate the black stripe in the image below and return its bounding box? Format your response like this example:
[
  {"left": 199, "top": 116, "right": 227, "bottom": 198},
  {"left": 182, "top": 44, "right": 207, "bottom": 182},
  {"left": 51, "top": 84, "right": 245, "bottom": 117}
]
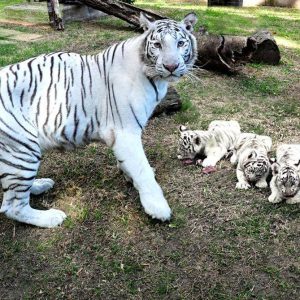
[
  {"left": 43, "top": 56, "right": 54, "bottom": 131},
  {"left": 30, "top": 76, "right": 38, "bottom": 105},
  {"left": 111, "top": 43, "right": 118, "bottom": 65},
  {"left": 0, "top": 157, "right": 36, "bottom": 172},
  {"left": 107, "top": 76, "right": 115, "bottom": 125},
  {"left": 38, "top": 63, "right": 43, "bottom": 82},
  {"left": 35, "top": 97, "right": 41, "bottom": 127},
  {"left": 70, "top": 67, "right": 74, "bottom": 87},
  {"left": 148, "top": 77, "right": 158, "bottom": 102},
  {"left": 129, "top": 104, "right": 143, "bottom": 130},
  {"left": 80, "top": 56, "right": 86, "bottom": 97},
  {"left": 20, "top": 89, "right": 25, "bottom": 106},
  {"left": 81, "top": 90, "right": 87, "bottom": 117},
  {"left": 102, "top": 51, "right": 107, "bottom": 86},
  {"left": 54, "top": 103, "right": 62, "bottom": 130},
  {"left": 64, "top": 61, "right": 67, "bottom": 89},
  {"left": 6, "top": 74, "right": 14, "bottom": 107},
  {"left": 96, "top": 55, "right": 102, "bottom": 77},
  {"left": 27, "top": 58, "right": 34, "bottom": 92},
  {"left": 8, "top": 111, "right": 38, "bottom": 139},
  {"left": 111, "top": 83, "right": 123, "bottom": 128},
  {"left": 121, "top": 40, "right": 126, "bottom": 58},
  {"left": 86, "top": 56, "right": 92, "bottom": 95},
  {"left": 58, "top": 62, "right": 61, "bottom": 82},
  {"left": 0, "top": 116, "right": 18, "bottom": 134},
  {"left": 72, "top": 105, "right": 79, "bottom": 142},
  {"left": 95, "top": 108, "right": 100, "bottom": 127}
]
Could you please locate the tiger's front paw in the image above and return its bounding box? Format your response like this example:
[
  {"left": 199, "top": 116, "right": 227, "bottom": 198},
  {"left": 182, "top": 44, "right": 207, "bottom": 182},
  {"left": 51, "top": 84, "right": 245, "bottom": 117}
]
[
  {"left": 141, "top": 195, "right": 171, "bottom": 221},
  {"left": 236, "top": 182, "right": 251, "bottom": 190}
]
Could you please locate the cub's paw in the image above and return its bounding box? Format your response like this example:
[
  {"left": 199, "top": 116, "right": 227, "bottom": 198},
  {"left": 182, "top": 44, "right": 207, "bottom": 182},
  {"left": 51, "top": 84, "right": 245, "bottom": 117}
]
[
  {"left": 141, "top": 196, "right": 171, "bottom": 221},
  {"left": 268, "top": 194, "right": 282, "bottom": 203},
  {"left": 255, "top": 181, "right": 268, "bottom": 189},
  {"left": 236, "top": 182, "right": 251, "bottom": 190},
  {"left": 31, "top": 178, "right": 55, "bottom": 195},
  {"left": 286, "top": 197, "right": 300, "bottom": 204}
]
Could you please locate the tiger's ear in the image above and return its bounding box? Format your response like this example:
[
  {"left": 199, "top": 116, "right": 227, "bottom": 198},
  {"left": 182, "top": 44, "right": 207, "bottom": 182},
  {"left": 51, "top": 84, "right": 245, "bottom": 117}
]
[
  {"left": 272, "top": 162, "right": 279, "bottom": 175},
  {"left": 139, "top": 13, "right": 155, "bottom": 32},
  {"left": 181, "top": 12, "right": 198, "bottom": 32},
  {"left": 179, "top": 125, "right": 188, "bottom": 132}
]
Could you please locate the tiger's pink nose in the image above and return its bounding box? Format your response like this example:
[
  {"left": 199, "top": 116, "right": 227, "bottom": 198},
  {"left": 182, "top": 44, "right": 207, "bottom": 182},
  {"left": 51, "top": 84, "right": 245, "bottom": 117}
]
[{"left": 163, "top": 63, "right": 179, "bottom": 73}]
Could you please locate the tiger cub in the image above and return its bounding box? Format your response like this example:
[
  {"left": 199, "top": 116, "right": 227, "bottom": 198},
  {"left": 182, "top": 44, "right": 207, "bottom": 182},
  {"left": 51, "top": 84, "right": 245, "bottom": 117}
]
[
  {"left": 178, "top": 120, "right": 241, "bottom": 167},
  {"left": 230, "top": 133, "right": 272, "bottom": 189},
  {"left": 269, "top": 144, "right": 300, "bottom": 204}
]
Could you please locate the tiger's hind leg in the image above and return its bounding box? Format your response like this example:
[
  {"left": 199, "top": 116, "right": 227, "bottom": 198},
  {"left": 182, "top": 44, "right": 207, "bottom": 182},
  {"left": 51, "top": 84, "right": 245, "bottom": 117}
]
[
  {"left": 1, "top": 164, "right": 65, "bottom": 228},
  {"left": 31, "top": 178, "right": 55, "bottom": 195}
]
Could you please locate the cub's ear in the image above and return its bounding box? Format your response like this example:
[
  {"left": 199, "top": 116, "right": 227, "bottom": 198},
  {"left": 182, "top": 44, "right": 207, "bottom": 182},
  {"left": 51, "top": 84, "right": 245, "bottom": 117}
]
[
  {"left": 179, "top": 125, "right": 188, "bottom": 132},
  {"left": 272, "top": 162, "right": 279, "bottom": 175},
  {"left": 181, "top": 12, "right": 198, "bottom": 32},
  {"left": 248, "top": 150, "right": 257, "bottom": 160},
  {"left": 139, "top": 13, "right": 155, "bottom": 32}
]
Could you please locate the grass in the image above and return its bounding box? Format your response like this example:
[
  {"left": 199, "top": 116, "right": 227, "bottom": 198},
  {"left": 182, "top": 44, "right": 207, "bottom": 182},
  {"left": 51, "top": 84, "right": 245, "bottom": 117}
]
[{"left": 0, "top": 0, "right": 300, "bottom": 299}]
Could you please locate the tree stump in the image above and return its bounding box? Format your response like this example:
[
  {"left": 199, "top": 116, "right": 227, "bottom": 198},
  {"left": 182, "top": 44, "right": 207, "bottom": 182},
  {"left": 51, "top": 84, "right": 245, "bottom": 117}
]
[{"left": 250, "top": 30, "right": 281, "bottom": 65}]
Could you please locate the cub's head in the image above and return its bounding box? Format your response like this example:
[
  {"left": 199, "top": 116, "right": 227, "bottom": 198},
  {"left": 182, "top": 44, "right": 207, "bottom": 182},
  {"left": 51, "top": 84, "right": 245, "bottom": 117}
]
[
  {"left": 243, "top": 151, "right": 270, "bottom": 183},
  {"left": 177, "top": 125, "right": 202, "bottom": 160},
  {"left": 140, "top": 13, "right": 198, "bottom": 81},
  {"left": 272, "top": 162, "right": 300, "bottom": 198}
]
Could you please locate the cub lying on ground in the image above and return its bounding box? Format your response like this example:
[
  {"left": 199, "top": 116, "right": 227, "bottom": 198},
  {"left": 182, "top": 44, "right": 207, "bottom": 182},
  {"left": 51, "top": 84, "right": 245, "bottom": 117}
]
[
  {"left": 230, "top": 133, "right": 272, "bottom": 189},
  {"left": 178, "top": 120, "right": 241, "bottom": 167},
  {"left": 269, "top": 144, "right": 300, "bottom": 204}
]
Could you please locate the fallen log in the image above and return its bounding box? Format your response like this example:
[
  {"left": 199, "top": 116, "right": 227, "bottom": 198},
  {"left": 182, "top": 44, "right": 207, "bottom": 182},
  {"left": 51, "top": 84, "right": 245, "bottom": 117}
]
[{"left": 77, "top": 0, "right": 165, "bottom": 27}]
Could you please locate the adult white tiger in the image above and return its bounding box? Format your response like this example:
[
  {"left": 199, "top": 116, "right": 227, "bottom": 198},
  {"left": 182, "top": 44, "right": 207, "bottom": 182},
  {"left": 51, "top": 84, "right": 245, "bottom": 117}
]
[{"left": 0, "top": 13, "right": 198, "bottom": 227}]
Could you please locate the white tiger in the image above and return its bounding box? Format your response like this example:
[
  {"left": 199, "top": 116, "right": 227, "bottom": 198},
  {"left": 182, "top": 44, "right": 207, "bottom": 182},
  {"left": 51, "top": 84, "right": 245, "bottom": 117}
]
[
  {"left": 0, "top": 13, "right": 198, "bottom": 227},
  {"left": 230, "top": 133, "right": 272, "bottom": 189},
  {"left": 269, "top": 144, "right": 300, "bottom": 204},
  {"left": 177, "top": 120, "right": 241, "bottom": 167}
]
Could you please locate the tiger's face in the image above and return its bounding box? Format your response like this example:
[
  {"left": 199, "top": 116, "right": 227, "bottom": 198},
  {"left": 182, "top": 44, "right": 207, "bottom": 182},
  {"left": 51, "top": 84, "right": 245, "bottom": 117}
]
[
  {"left": 140, "top": 13, "right": 198, "bottom": 81},
  {"left": 272, "top": 163, "right": 300, "bottom": 198},
  {"left": 243, "top": 151, "right": 270, "bottom": 183},
  {"left": 177, "top": 125, "right": 202, "bottom": 160}
]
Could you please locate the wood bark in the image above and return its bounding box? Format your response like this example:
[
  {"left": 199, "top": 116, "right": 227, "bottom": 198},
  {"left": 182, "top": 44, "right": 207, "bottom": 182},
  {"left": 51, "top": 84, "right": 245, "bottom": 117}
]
[
  {"left": 78, "top": 0, "right": 165, "bottom": 27},
  {"left": 47, "top": 0, "right": 64, "bottom": 30}
]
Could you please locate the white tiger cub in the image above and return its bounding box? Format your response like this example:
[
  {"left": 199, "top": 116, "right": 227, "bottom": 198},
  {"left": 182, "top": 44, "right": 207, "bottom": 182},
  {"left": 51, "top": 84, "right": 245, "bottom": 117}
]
[
  {"left": 230, "top": 133, "right": 272, "bottom": 189},
  {"left": 177, "top": 120, "right": 241, "bottom": 167},
  {"left": 0, "top": 13, "right": 198, "bottom": 227},
  {"left": 269, "top": 144, "right": 300, "bottom": 204}
]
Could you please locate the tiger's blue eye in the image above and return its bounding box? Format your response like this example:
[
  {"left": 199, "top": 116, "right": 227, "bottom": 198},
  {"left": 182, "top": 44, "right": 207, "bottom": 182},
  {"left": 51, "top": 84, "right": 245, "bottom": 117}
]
[
  {"left": 154, "top": 42, "right": 161, "bottom": 48},
  {"left": 177, "top": 41, "right": 185, "bottom": 47}
]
